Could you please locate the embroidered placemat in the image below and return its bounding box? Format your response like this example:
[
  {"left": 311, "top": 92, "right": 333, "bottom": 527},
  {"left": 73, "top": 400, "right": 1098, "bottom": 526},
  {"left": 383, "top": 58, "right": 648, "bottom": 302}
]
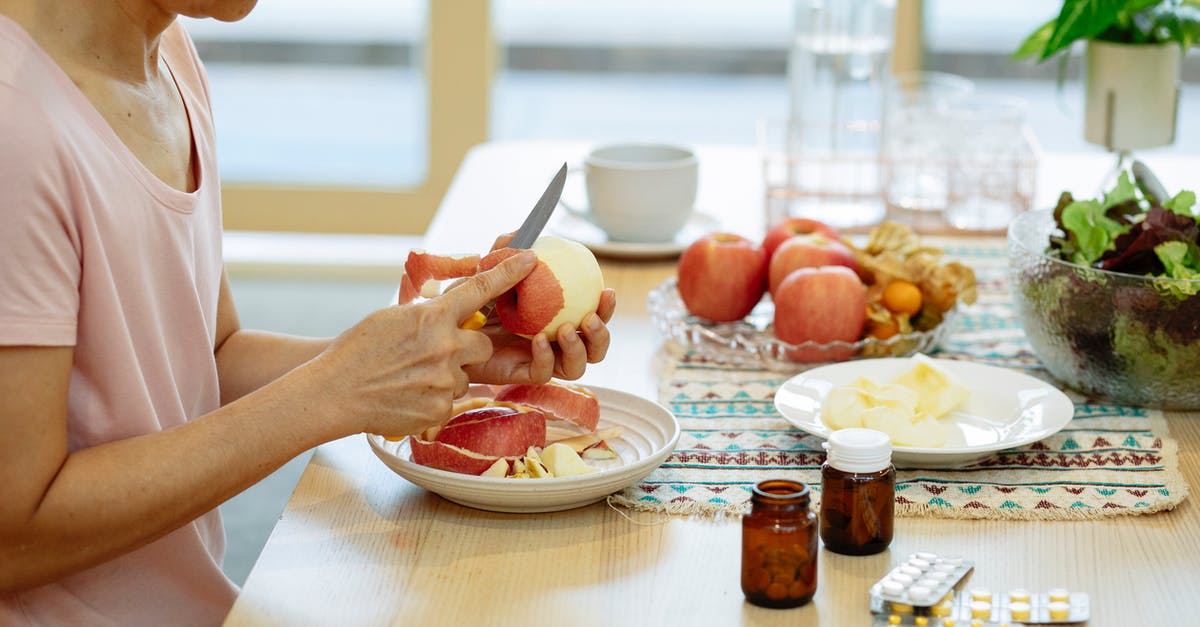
[{"left": 612, "top": 239, "right": 1189, "bottom": 520}]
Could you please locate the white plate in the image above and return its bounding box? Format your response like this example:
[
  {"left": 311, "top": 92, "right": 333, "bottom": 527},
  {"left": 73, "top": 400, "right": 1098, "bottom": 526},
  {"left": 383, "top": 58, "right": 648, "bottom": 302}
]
[
  {"left": 547, "top": 208, "right": 719, "bottom": 259},
  {"left": 367, "top": 386, "right": 680, "bottom": 513},
  {"left": 774, "top": 358, "right": 1075, "bottom": 468}
]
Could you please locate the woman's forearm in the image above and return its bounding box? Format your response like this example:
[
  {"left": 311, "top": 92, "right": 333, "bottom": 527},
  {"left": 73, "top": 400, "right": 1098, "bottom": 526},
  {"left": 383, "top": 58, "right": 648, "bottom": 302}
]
[{"left": 215, "top": 329, "right": 331, "bottom": 405}]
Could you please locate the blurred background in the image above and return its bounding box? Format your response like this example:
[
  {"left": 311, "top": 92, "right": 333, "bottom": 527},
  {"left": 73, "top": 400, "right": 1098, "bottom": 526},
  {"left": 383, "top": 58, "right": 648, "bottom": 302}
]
[{"left": 189, "top": 0, "right": 1199, "bottom": 584}]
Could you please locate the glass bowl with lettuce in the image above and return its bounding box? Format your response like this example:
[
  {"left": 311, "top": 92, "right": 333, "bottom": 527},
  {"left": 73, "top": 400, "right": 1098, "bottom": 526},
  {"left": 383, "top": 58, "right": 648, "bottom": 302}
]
[{"left": 1008, "top": 171, "right": 1200, "bottom": 409}]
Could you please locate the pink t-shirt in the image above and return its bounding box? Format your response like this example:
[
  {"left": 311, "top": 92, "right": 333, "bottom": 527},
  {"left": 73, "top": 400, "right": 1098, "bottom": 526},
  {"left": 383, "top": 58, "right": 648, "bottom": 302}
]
[{"left": 0, "top": 16, "right": 238, "bottom": 625}]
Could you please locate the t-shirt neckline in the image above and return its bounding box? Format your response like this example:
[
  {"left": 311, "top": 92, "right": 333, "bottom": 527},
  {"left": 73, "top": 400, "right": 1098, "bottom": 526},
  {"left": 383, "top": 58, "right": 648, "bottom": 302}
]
[{"left": 0, "top": 15, "right": 206, "bottom": 213}]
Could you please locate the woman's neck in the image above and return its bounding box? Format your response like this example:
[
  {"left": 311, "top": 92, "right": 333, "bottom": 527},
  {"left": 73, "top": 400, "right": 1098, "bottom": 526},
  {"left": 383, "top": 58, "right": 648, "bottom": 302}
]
[{"left": 0, "top": 0, "right": 174, "bottom": 84}]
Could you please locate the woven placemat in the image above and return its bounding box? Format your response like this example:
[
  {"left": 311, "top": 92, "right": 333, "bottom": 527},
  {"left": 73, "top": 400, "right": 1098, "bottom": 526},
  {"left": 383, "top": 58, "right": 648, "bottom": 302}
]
[{"left": 612, "top": 240, "right": 1189, "bottom": 520}]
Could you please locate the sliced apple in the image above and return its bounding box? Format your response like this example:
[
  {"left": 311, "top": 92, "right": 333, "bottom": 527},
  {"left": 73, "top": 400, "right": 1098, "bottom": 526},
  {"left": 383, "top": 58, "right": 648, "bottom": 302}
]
[
  {"left": 433, "top": 407, "right": 546, "bottom": 458},
  {"left": 493, "top": 381, "right": 601, "bottom": 431},
  {"left": 409, "top": 438, "right": 506, "bottom": 475}
]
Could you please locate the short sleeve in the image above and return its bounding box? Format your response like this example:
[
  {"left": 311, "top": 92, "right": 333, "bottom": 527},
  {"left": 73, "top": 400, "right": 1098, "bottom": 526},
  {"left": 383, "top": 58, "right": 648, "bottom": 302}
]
[{"left": 0, "top": 84, "right": 82, "bottom": 346}]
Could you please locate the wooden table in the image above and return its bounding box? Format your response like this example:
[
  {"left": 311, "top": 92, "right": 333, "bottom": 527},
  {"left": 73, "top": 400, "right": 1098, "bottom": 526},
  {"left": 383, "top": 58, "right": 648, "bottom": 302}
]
[{"left": 224, "top": 142, "right": 1200, "bottom": 626}]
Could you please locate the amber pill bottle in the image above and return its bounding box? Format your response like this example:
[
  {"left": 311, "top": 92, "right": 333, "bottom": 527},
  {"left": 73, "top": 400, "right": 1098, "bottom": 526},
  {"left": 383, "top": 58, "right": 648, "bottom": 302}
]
[
  {"left": 820, "top": 428, "right": 895, "bottom": 556},
  {"left": 741, "top": 479, "right": 818, "bottom": 608}
]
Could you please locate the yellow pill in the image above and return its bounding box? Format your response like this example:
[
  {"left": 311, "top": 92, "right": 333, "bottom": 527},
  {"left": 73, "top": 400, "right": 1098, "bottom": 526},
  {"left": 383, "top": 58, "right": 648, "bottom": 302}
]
[
  {"left": 459, "top": 310, "right": 488, "bottom": 330},
  {"left": 1009, "top": 601, "right": 1031, "bottom": 621},
  {"left": 1047, "top": 588, "right": 1070, "bottom": 603},
  {"left": 891, "top": 603, "right": 913, "bottom": 615},
  {"left": 944, "top": 621, "right": 956, "bottom": 627},
  {"left": 970, "top": 589, "right": 992, "bottom": 602},
  {"left": 1049, "top": 601, "right": 1070, "bottom": 620},
  {"left": 971, "top": 621, "right": 983, "bottom": 627},
  {"left": 970, "top": 601, "right": 991, "bottom": 619},
  {"left": 931, "top": 602, "right": 953, "bottom": 617},
  {"left": 888, "top": 615, "right": 901, "bottom": 625},
  {"left": 1007, "top": 588, "right": 1031, "bottom": 604},
  {"left": 915, "top": 618, "right": 929, "bottom": 627}
]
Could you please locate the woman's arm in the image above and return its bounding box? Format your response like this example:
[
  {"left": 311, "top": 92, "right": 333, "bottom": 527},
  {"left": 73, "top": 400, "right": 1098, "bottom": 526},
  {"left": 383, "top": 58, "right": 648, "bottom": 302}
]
[
  {"left": 211, "top": 270, "right": 331, "bottom": 405},
  {"left": 0, "top": 254, "right": 535, "bottom": 593}
]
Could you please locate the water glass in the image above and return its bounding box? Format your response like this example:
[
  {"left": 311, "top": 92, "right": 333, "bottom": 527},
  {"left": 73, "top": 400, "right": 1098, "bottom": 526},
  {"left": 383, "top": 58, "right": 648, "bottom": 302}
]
[
  {"left": 943, "top": 96, "right": 1036, "bottom": 231},
  {"left": 881, "top": 72, "right": 975, "bottom": 228}
]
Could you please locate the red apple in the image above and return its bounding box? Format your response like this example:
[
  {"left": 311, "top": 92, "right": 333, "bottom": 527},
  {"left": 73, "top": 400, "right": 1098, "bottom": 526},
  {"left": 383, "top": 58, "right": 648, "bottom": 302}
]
[
  {"left": 410, "top": 402, "right": 548, "bottom": 474},
  {"left": 479, "top": 235, "right": 605, "bottom": 339},
  {"left": 433, "top": 406, "right": 547, "bottom": 457},
  {"left": 676, "top": 232, "right": 768, "bottom": 322},
  {"left": 773, "top": 266, "right": 867, "bottom": 362},
  {"left": 762, "top": 218, "right": 842, "bottom": 259},
  {"left": 767, "top": 233, "right": 858, "bottom": 296},
  {"left": 494, "top": 381, "right": 601, "bottom": 431}
]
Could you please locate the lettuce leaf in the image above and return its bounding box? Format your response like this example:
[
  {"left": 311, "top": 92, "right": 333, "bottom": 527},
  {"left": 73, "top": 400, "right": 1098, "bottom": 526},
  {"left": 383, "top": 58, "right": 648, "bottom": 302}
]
[
  {"left": 1153, "top": 241, "right": 1200, "bottom": 298},
  {"left": 1061, "top": 199, "right": 1130, "bottom": 265},
  {"left": 1164, "top": 190, "right": 1197, "bottom": 216}
]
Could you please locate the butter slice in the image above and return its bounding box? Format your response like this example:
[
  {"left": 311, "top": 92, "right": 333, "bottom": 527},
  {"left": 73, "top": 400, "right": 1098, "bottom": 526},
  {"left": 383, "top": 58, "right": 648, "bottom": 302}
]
[{"left": 890, "top": 354, "right": 969, "bottom": 420}]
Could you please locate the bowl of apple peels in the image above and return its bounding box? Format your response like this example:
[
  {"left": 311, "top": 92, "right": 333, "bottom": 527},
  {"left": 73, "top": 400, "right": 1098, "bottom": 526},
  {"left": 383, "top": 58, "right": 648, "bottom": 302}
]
[
  {"left": 1009, "top": 171, "right": 1200, "bottom": 409},
  {"left": 649, "top": 220, "right": 977, "bottom": 370}
]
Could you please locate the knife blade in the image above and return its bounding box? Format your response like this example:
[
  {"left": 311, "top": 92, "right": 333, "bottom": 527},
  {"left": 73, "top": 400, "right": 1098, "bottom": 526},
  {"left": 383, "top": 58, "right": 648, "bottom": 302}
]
[
  {"left": 509, "top": 163, "right": 568, "bottom": 249},
  {"left": 460, "top": 163, "right": 568, "bottom": 329}
]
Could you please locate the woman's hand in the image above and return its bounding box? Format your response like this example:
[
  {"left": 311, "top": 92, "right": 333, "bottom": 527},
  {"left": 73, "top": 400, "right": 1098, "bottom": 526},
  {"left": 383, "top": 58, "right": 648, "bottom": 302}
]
[
  {"left": 308, "top": 252, "right": 538, "bottom": 438},
  {"left": 463, "top": 287, "right": 616, "bottom": 385}
]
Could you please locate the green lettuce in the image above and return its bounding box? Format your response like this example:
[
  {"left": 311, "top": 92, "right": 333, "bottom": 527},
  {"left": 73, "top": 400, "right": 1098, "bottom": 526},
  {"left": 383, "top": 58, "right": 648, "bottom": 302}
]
[
  {"left": 1154, "top": 240, "right": 1200, "bottom": 297},
  {"left": 1164, "top": 190, "right": 1197, "bottom": 217},
  {"left": 1061, "top": 199, "right": 1130, "bottom": 265}
]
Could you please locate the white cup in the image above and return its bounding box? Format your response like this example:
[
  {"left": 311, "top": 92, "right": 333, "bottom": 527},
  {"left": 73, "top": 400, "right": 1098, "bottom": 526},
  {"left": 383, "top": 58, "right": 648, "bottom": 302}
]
[{"left": 566, "top": 143, "right": 698, "bottom": 243}]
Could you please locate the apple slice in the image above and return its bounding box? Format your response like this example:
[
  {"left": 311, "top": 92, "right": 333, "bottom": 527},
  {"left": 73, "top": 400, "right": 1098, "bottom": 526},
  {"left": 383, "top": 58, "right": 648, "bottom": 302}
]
[
  {"left": 493, "top": 381, "right": 601, "bottom": 431},
  {"left": 433, "top": 407, "right": 546, "bottom": 457},
  {"left": 409, "top": 438, "right": 507, "bottom": 475}
]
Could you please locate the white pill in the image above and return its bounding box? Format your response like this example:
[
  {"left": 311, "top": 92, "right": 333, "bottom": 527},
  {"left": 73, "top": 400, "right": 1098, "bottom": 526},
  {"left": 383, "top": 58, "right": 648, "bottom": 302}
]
[
  {"left": 922, "top": 571, "right": 950, "bottom": 583},
  {"left": 899, "top": 566, "right": 923, "bottom": 578},
  {"left": 890, "top": 574, "right": 915, "bottom": 586},
  {"left": 882, "top": 580, "right": 906, "bottom": 596},
  {"left": 907, "top": 558, "right": 932, "bottom": 570},
  {"left": 915, "top": 551, "right": 939, "bottom": 561},
  {"left": 908, "top": 586, "right": 934, "bottom": 602}
]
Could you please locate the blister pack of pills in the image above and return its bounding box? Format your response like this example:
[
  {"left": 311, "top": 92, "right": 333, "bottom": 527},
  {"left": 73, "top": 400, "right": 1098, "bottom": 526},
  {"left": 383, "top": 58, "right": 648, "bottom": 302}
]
[
  {"left": 868, "top": 552, "right": 1089, "bottom": 626},
  {"left": 869, "top": 552, "right": 974, "bottom": 615}
]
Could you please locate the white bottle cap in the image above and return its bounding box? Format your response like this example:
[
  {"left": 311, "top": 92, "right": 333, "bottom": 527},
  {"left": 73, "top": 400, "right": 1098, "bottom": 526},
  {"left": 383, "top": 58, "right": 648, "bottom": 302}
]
[{"left": 823, "top": 428, "right": 892, "bottom": 473}]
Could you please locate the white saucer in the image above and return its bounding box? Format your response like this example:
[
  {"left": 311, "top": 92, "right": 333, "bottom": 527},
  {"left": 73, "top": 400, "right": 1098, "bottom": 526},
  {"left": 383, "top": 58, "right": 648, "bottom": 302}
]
[{"left": 548, "top": 208, "right": 719, "bottom": 260}]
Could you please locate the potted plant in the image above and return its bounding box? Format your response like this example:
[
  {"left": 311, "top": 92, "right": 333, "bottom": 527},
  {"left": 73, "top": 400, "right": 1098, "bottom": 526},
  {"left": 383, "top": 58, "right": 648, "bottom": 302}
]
[{"left": 1013, "top": 0, "right": 1200, "bottom": 152}]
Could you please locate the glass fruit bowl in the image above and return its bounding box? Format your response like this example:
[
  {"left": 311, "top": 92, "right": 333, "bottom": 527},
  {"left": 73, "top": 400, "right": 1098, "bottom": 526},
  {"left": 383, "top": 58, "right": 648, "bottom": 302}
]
[
  {"left": 647, "top": 277, "right": 957, "bottom": 371},
  {"left": 1009, "top": 209, "right": 1200, "bottom": 409}
]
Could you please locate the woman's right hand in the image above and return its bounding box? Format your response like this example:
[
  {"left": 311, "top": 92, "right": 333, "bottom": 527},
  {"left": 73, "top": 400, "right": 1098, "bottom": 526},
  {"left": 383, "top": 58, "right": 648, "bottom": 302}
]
[{"left": 307, "top": 251, "right": 537, "bottom": 439}]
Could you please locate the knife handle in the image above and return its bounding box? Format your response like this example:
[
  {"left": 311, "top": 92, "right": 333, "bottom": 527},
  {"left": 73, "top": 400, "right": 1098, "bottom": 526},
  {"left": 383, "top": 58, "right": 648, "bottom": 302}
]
[{"left": 460, "top": 310, "right": 488, "bottom": 330}]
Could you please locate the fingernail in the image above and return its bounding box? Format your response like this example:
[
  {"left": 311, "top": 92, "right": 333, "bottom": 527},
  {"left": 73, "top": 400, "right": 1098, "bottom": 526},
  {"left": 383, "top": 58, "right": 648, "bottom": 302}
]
[
  {"left": 534, "top": 334, "right": 550, "bottom": 350},
  {"left": 585, "top": 314, "right": 603, "bottom": 332},
  {"left": 516, "top": 251, "right": 537, "bottom": 269}
]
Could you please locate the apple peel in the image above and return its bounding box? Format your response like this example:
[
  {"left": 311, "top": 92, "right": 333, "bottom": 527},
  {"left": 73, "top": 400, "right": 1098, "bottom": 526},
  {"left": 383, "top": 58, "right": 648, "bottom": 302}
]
[
  {"left": 493, "top": 381, "right": 601, "bottom": 431},
  {"left": 398, "top": 250, "right": 482, "bottom": 304}
]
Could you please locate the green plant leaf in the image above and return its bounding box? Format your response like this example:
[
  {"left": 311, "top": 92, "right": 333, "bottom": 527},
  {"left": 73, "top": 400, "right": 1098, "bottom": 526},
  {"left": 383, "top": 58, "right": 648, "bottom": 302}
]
[
  {"left": 1041, "top": 0, "right": 1130, "bottom": 60},
  {"left": 1012, "top": 18, "right": 1057, "bottom": 60}
]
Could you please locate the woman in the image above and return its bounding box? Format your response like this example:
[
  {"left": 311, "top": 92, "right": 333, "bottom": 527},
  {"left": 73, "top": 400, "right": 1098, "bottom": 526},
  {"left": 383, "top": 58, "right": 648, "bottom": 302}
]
[{"left": 0, "top": 1, "right": 615, "bottom": 624}]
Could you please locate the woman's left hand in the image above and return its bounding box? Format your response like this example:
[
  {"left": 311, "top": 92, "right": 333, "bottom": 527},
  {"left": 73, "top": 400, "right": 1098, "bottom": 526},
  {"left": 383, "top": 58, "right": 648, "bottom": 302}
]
[{"left": 463, "top": 287, "right": 616, "bottom": 385}]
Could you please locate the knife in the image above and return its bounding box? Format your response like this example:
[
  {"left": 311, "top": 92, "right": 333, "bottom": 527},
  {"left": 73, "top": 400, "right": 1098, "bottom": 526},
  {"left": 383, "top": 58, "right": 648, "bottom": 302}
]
[{"left": 460, "top": 163, "right": 568, "bottom": 330}]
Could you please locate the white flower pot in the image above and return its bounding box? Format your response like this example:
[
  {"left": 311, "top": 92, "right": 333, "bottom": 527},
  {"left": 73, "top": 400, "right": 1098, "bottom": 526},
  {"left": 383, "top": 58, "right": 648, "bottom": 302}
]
[{"left": 1084, "top": 40, "right": 1181, "bottom": 151}]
